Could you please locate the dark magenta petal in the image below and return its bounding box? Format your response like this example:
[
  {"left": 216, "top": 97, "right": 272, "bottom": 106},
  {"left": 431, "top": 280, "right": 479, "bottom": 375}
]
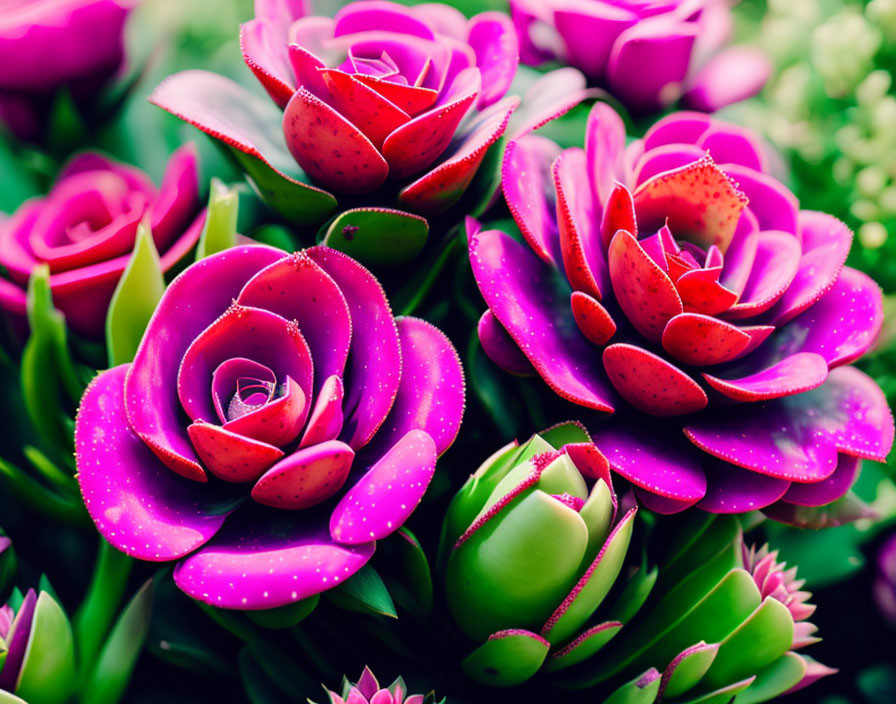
[
  {"left": 641, "top": 111, "right": 711, "bottom": 152},
  {"left": 703, "top": 352, "right": 829, "bottom": 402},
  {"left": 398, "top": 95, "right": 518, "bottom": 215},
  {"left": 469, "top": 227, "right": 615, "bottom": 412},
  {"left": 685, "top": 366, "right": 894, "bottom": 480},
  {"left": 251, "top": 441, "right": 355, "bottom": 510},
  {"left": 468, "top": 11, "right": 518, "bottom": 109},
  {"left": 283, "top": 88, "right": 390, "bottom": 194},
  {"left": 719, "top": 211, "right": 759, "bottom": 296},
  {"left": 697, "top": 462, "right": 791, "bottom": 513},
  {"left": 555, "top": 147, "right": 607, "bottom": 299},
  {"left": 632, "top": 155, "right": 747, "bottom": 252},
  {"left": 334, "top": 1, "right": 434, "bottom": 37},
  {"left": 177, "top": 305, "right": 313, "bottom": 428},
  {"left": 780, "top": 454, "right": 861, "bottom": 507},
  {"left": 683, "top": 46, "right": 772, "bottom": 112},
  {"left": 240, "top": 19, "right": 295, "bottom": 108},
  {"left": 554, "top": 4, "right": 635, "bottom": 80},
  {"left": 603, "top": 343, "right": 708, "bottom": 417},
  {"left": 593, "top": 426, "right": 706, "bottom": 503},
  {"left": 635, "top": 490, "right": 701, "bottom": 514},
  {"left": 722, "top": 163, "right": 799, "bottom": 235},
  {"left": 0, "top": 589, "right": 36, "bottom": 691},
  {"left": 126, "top": 246, "right": 285, "bottom": 480},
  {"left": 752, "top": 267, "right": 883, "bottom": 369},
  {"left": 661, "top": 313, "right": 751, "bottom": 366},
  {"left": 287, "top": 42, "right": 330, "bottom": 98},
  {"left": 307, "top": 246, "right": 402, "bottom": 449},
  {"left": 608, "top": 229, "right": 682, "bottom": 343},
  {"left": 769, "top": 211, "right": 853, "bottom": 326},
  {"left": 173, "top": 512, "right": 375, "bottom": 609},
  {"left": 724, "top": 230, "right": 800, "bottom": 320},
  {"left": 382, "top": 67, "right": 481, "bottom": 179},
  {"left": 300, "top": 374, "right": 345, "bottom": 448},
  {"left": 502, "top": 135, "right": 563, "bottom": 266},
  {"left": 570, "top": 291, "right": 616, "bottom": 346},
  {"left": 77, "top": 366, "right": 233, "bottom": 560},
  {"left": 223, "top": 376, "right": 308, "bottom": 447},
  {"left": 187, "top": 422, "right": 284, "bottom": 483},
  {"left": 150, "top": 143, "right": 201, "bottom": 253},
  {"left": 330, "top": 429, "right": 437, "bottom": 544},
  {"left": 478, "top": 309, "right": 535, "bottom": 376},
  {"left": 507, "top": 67, "right": 591, "bottom": 139},
  {"left": 585, "top": 102, "right": 626, "bottom": 207},
  {"left": 373, "top": 317, "right": 464, "bottom": 456},
  {"left": 607, "top": 18, "right": 697, "bottom": 112},
  {"left": 237, "top": 252, "right": 352, "bottom": 392},
  {"left": 211, "top": 358, "right": 276, "bottom": 424},
  {"left": 696, "top": 123, "right": 767, "bottom": 172}
]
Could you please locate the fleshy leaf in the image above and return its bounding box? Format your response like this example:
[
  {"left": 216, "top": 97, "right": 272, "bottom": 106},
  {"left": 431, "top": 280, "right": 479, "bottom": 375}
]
[
  {"left": 80, "top": 580, "right": 154, "bottom": 704},
  {"left": 150, "top": 71, "right": 337, "bottom": 224},
  {"left": 106, "top": 221, "right": 165, "bottom": 367},
  {"left": 321, "top": 208, "right": 428, "bottom": 268},
  {"left": 196, "top": 179, "right": 238, "bottom": 261},
  {"left": 461, "top": 630, "right": 550, "bottom": 687},
  {"left": 14, "top": 592, "right": 75, "bottom": 704},
  {"left": 327, "top": 564, "right": 397, "bottom": 619},
  {"left": 543, "top": 622, "right": 622, "bottom": 672}
]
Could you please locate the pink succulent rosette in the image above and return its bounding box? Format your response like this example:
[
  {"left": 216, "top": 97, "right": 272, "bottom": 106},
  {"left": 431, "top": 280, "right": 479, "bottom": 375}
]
[
  {"left": 470, "top": 105, "right": 894, "bottom": 516},
  {"left": 0, "top": 144, "right": 202, "bottom": 338},
  {"left": 0, "top": 0, "right": 132, "bottom": 140},
  {"left": 149, "top": 0, "right": 523, "bottom": 220},
  {"left": 510, "top": 0, "right": 770, "bottom": 113},
  {"left": 74, "top": 244, "right": 464, "bottom": 609}
]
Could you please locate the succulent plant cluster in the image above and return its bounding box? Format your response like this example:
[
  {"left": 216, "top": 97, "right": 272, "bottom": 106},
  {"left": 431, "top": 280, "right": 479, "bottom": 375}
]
[{"left": 0, "top": 0, "right": 892, "bottom": 702}]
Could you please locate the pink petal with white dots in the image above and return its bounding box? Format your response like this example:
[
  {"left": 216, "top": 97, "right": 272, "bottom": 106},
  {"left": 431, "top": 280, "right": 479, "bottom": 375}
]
[{"left": 330, "top": 429, "right": 437, "bottom": 544}]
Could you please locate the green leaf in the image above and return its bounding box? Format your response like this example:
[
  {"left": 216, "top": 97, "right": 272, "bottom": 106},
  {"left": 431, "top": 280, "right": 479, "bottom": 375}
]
[
  {"left": 196, "top": 178, "right": 239, "bottom": 261},
  {"left": 539, "top": 421, "right": 593, "bottom": 450},
  {"left": 543, "top": 621, "right": 622, "bottom": 672},
  {"left": 249, "top": 225, "right": 296, "bottom": 253},
  {"left": 673, "top": 676, "right": 756, "bottom": 704},
  {"left": 105, "top": 221, "right": 165, "bottom": 366},
  {"left": 15, "top": 592, "right": 76, "bottom": 704},
  {"left": 247, "top": 595, "right": 319, "bottom": 629},
  {"left": 21, "top": 265, "right": 83, "bottom": 451},
  {"left": 74, "top": 539, "right": 133, "bottom": 674},
  {"left": 80, "top": 579, "right": 154, "bottom": 704},
  {"left": 0, "top": 456, "right": 86, "bottom": 525},
  {"left": 602, "top": 670, "right": 661, "bottom": 704},
  {"left": 700, "top": 597, "right": 794, "bottom": 691},
  {"left": 607, "top": 566, "right": 658, "bottom": 625},
  {"left": 0, "top": 534, "right": 15, "bottom": 601},
  {"left": 326, "top": 564, "right": 397, "bottom": 619},
  {"left": 237, "top": 647, "right": 295, "bottom": 704},
  {"left": 321, "top": 208, "right": 428, "bottom": 268},
  {"left": 47, "top": 89, "right": 88, "bottom": 157},
  {"left": 737, "top": 652, "right": 808, "bottom": 704},
  {"left": 384, "top": 527, "right": 433, "bottom": 616},
  {"left": 660, "top": 642, "right": 720, "bottom": 699},
  {"left": 22, "top": 446, "right": 76, "bottom": 497},
  {"left": 461, "top": 630, "right": 550, "bottom": 686},
  {"left": 0, "top": 139, "right": 40, "bottom": 211},
  {"left": 543, "top": 508, "right": 636, "bottom": 644}
]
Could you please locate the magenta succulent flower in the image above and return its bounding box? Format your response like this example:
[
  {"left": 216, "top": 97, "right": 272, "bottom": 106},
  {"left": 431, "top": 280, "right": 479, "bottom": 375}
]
[
  {"left": 510, "top": 0, "right": 770, "bottom": 113},
  {"left": 0, "top": 145, "right": 202, "bottom": 338},
  {"left": 470, "top": 105, "right": 894, "bottom": 516},
  {"left": 150, "top": 0, "right": 522, "bottom": 219},
  {"left": 0, "top": 0, "right": 132, "bottom": 140},
  {"left": 313, "top": 667, "right": 439, "bottom": 704},
  {"left": 74, "top": 244, "right": 464, "bottom": 609}
]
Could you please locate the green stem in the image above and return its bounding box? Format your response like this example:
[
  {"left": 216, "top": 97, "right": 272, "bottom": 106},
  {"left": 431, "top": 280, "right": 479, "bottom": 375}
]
[
  {"left": 397, "top": 234, "right": 460, "bottom": 317},
  {"left": 23, "top": 445, "right": 78, "bottom": 495},
  {"left": 73, "top": 538, "right": 133, "bottom": 683}
]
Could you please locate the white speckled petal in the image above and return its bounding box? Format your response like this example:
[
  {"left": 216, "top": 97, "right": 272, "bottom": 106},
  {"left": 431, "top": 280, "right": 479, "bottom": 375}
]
[
  {"left": 330, "top": 429, "right": 437, "bottom": 544},
  {"left": 76, "top": 366, "right": 236, "bottom": 562},
  {"left": 173, "top": 512, "right": 374, "bottom": 610}
]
